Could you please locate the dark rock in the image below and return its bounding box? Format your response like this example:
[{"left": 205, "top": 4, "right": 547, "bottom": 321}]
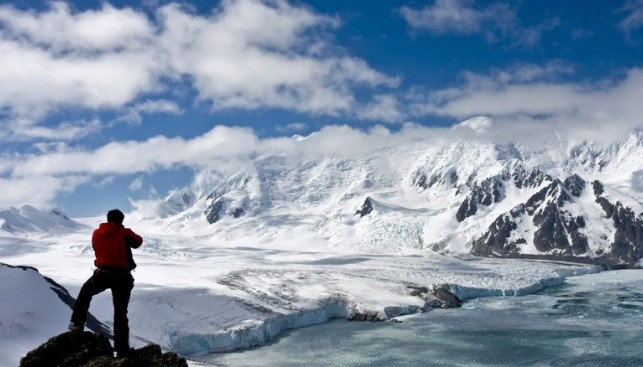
[
  {"left": 457, "top": 166, "right": 552, "bottom": 223},
  {"left": 605, "top": 202, "right": 643, "bottom": 267},
  {"left": 472, "top": 175, "right": 643, "bottom": 269},
  {"left": 204, "top": 198, "right": 225, "bottom": 224},
  {"left": 20, "top": 332, "right": 112, "bottom": 367},
  {"left": 472, "top": 176, "right": 590, "bottom": 258},
  {"left": 231, "top": 207, "right": 244, "bottom": 218},
  {"left": 349, "top": 311, "right": 384, "bottom": 322},
  {"left": 407, "top": 285, "right": 429, "bottom": 297},
  {"left": 471, "top": 205, "right": 525, "bottom": 256},
  {"left": 422, "top": 297, "right": 445, "bottom": 309},
  {"left": 506, "top": 166, "right": 551, "bottom": 189},
  {"left": 413, "top": 168, "right": 458, "bottom": 190},
  {"left": 20, "top": 332, "right": 187, "bottom": 367},
  {"left": 355, "top": 197, "right": 373, "bottom": 217},
  {"left": 432, "top": 285, "right": 462, "bottom": 308},
  {"left": 564, "top": 174, "right": 586, "bottom": 197},
  {"left": 593, "top": 180, "right": 614, "bottom": 217},
  {"left": 591, "top": 180, "right": 643, "bottom": 267},
  {"left": 456, "top": 177, "right": 504, "bottom": 222}
]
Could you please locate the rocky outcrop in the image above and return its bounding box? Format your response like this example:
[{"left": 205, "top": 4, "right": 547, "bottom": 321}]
[
  {"left": 456, "top": 166, "right": 552, "bottom": 222},
  {"left": 204, "top": 198, "right": 225, "bottom": 224},
  {"left": 592, "top": 181, "right": 643, "bottom": 267},
  {"left": 527, "top": 180, "right": 588, "bottom": 255},
  {"left": 471, "top": 175, "right": 643, "bottom": 268},
  {"left": 406, "top": 284, "right": 462, "bottom": 309},
  {"left": 472, "top": 177, "right": 589, "bottom": 257},
  {"left": 470, "top": 205, "right": 525, "bottom": 256},
  {"left": 456, "top": 177, "right": 504, "bottom": 222},
  {"left": 413, "top": 168, "right": 459, "bottom": 190},
  {"left": 20, "top": 332, "right": 187, "bottom": 367},
  {"left": 355, "top": 197, "right": 373, "bottom": 217}
]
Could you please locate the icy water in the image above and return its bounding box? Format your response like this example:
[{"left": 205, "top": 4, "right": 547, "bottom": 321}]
[{"left": 200, "top": 270, "right": 643, "bottom": 367}]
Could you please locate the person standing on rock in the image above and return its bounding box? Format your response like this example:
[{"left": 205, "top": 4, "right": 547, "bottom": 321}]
[{"left": 68, "top": 209, "right": 143, "bottom": 358}]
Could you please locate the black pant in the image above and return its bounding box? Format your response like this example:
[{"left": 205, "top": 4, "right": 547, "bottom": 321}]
[{"left": 70, "top": 269, "right": 134, "bottom": 353}]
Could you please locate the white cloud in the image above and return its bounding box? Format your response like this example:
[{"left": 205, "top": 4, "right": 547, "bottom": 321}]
[
  {"left": 0, "top": 2, "right": 162, "bottom": 124},
  {"left": 0, "top": 37, "right": 161, "bottom": 120},
  {"left": 400, "top": 0, "right": 559, "bottom": 47},
  {"left": 411, "top": 65, "right": 643, "bottom": 143},
  {"left": 2, "top": 118, "right": 102, "bottom": 141},
  {"left": 0, "top": 2, "right": 154, "bottom": 52},
  {"left": 157, "top": 1, "right": 398, "bottom": 114},
  {"left": 129, "top": 177, "right": 144, "bottom": 191},
  {"left": 115, "top": 99, "right": 183, "bottom": 125},
  {"left": 0, "top": 0, "right": 399, "bottom": 140},
  {"left": 2, "top": 95, "right": 643, "bottom": 210},
  {"left": 400, "top": 0, "right": 494, "bottom": 35},
  {"left": 620, "top": 0, "right": 643, "bottom": 35},
  {"left": 0, "top": 175, "right": 88, "bottom": 209},
  {"left": 356, "top": 94, "right": 405, "bottom": 122},
  {"left": 0, "top": 123, "right": 431, "bottom": 208}
]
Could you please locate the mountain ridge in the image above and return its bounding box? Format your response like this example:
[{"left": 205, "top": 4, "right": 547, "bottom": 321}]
[{"left": 121, "top": 130, "right": 643, "bottom": 267}]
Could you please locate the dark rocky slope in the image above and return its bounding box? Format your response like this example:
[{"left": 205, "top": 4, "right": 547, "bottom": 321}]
[{"left": 20, "top": 331, "right": 187, "bottom": 367}]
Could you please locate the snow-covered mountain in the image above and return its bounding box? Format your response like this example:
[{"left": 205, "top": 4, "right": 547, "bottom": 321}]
[
  {"left": 140, "top": 129, "right": 643, "bottom": 268},
  {"left": 0, "top": 263, "right": 109, "bottom": 367},
  {"left": 0, "top": 206, "right": 84, "bottom": 233}
]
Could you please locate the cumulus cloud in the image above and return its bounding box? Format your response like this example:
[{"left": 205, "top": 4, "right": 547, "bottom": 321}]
[
  {"left": 0, "top": 2, "right": 162, "bottom": 125},
  {"left": 2, "top": 94, "right": 643, "bottom": 210},
  {"left": 410, "top": 64, "right": 643, "bottom": 143},
  {"left": 157, "top": 1, "right": 398, "bottom": 113},
  {"left": 0, "top": 175, "right": 88, "bottom": 209},
  {"left": 356, "top": 94, "right": 405, "bottom": 122},
  {"left": 399, "top": 0, "right": 559, "bottom": 47},
  {"left": 0, "top": 122, "right": 435, "bottom": 208},
  {"left": 0, "top": 0, "right": 399, "bottom": 141}
]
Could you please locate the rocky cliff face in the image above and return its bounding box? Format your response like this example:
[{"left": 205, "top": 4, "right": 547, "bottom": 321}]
[
  {"left": 470, "top": 174, "right": 643, "bottom": 268},
  {"left": 592, "top": 181, "right": 643, "bottom": 267}
]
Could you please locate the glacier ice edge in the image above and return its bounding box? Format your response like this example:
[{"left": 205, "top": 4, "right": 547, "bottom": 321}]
[{"left": 169, "top": 265, "right": 601, "bottom": 357}]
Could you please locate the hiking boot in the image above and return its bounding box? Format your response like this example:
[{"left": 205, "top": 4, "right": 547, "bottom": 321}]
[{"left": 67, "top": 322, "right": 83, "bottom": 332}]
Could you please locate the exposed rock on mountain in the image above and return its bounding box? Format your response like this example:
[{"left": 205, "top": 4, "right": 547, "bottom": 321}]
[
  {"left": 592, "top": 181, "right": 643, "bottom": 267},
  {"left": 20, "top": 332, "right": 187, "bottom": 367},
  {"left": 137, "top": 129, "right": 643, "bottom": 267},
  {"left": 471, "top": 174, "right": 643, "bottom": 268},
  {"left": 205, "top": 198, "right": 226, "bottom": 224},
  {"left": 456, "top": 165, "right": 552, "bottom": 222},
  {"left": 356, "top": 197, "right": 373, "bottom": 217}
]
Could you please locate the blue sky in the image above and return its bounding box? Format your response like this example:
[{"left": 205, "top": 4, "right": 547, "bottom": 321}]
[{"left": 0, "top": 0, "right": 642, "bottom": 217}]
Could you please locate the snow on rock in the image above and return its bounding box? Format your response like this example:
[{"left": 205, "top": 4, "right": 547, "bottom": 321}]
[{"left": 131, "top": 129, "right": 643, "bottom": 267}]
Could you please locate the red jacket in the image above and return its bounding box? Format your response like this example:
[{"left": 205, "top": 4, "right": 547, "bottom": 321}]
[{"left": 92, "top": 222, "right": 143, "bottom": 271}]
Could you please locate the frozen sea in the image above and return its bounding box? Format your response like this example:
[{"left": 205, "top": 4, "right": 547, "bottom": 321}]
[{"left": 197, "top": 270, "right": 643, "bottom": 367}]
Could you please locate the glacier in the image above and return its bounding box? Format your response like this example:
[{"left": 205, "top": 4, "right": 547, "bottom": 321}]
[{"left": 1, "top": 128, "right": 643, "bottom": 366}]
